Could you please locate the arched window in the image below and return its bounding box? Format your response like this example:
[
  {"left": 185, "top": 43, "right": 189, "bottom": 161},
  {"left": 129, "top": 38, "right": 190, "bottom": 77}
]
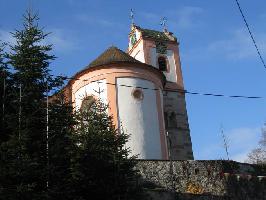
[
  {"left": 80, "top": 95, "right": 95, "bottom": 112},
  {"left": 158, "top": 56, "right": 167, "bottom": 71}
]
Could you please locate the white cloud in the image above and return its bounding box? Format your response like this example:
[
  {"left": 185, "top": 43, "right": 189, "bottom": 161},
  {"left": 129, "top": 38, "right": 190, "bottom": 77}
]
[
  {"left": 196, "top": 126, "right": 261, "bottom": 162},
  {"left": 228, "top": 127, "right": 260, "bottom": 145},
  {"left": 140, "top": 12, "right": 158, "bottom": 24},
  {"left": 170, "top": 6, "right": 204, "bottom": 29},
  {"left": 187, "top": 28, "right": 266, "bottom": 62},
  {"left": 46, "top": 29, "right": 78, "bottom": 53},
  {"left": 0, "top": 28, "right": 78, "bottom": 53},
  {"left": 140, "top": 6, "right": 204, "bottom": 30},
  {"left": 75, "top": 13, "right": 121, "bottom": 28},
  {"left": 225, "top": 127, "right": 261, "bottom": 162},
  {"left": 207, "top": 29, "right": 266, "bottom": 60},
  {"left": 198, "top": 143, "right": 224, "bottom": 160},
  {"left": 231, "top": 152, "right": 250, "bottom": 163},
  {"left": 0, "top": 29, "right": 15, "bottom": 45},
  {"left": 67, "top": 0, "right": 75, "bottom": 5}
]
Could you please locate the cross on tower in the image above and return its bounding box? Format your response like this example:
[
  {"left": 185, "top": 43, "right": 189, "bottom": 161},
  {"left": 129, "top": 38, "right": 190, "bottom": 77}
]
[
  {"left": 160, "top": 17, "right": 167, "bottom": 31},
  {"left": 130, "top": 8, "right": 134, "bottom": 25}
]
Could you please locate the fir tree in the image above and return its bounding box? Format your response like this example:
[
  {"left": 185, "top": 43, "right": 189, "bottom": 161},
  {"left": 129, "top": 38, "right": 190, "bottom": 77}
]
[
  {"left": 47, "top": 91, "right": 76, "bottom": 200},
  {"left": 71, "top": 98, "right": 142, "bottom": 200},
  {"left": 0, "top": 41, "right": 8, "bottom": 138},
  {"left": 1, "top": 9, "right": 145, "bottom": 200},
  {"left": 0, "top": 11, "right": 69, "bottom": 199},
  {"left": 0, "top": 41, "right": 13, "bottom": 198}
]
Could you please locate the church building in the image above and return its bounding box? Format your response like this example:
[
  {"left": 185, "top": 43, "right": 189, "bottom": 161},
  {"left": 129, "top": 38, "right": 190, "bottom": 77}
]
[{"left": 64, "top": 24, "right": 194, "bottom": 160}]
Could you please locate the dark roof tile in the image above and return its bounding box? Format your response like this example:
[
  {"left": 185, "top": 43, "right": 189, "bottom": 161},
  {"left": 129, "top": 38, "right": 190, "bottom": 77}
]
[
  {"left": 134, "top": 25, "right": 177, "bottom": 42},
  {"left": 85, "top": 46, "right": 141, "bottom": 69}
]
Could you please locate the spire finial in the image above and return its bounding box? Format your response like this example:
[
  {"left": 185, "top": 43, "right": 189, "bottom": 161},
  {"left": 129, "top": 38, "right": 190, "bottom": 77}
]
[
  {"left": 130, "top": 9, "right": 134, "bottom": 25},
  {"left": 160, "top": 17, "right": 167, "bottom": 31}
]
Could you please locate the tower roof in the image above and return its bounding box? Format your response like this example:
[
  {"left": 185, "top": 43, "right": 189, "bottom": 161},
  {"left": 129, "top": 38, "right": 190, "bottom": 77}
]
[
  {"left": 85, "top": 46, "right": 141, "bottom": 69},
  {"left": 132, "top": 25, "right": 177, "bottom": 42}
]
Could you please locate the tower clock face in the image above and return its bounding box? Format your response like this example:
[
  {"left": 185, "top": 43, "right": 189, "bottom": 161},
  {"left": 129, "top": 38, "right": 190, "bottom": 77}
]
[{"left": 130, "top": 32, "right": 137, "bottom": 46}]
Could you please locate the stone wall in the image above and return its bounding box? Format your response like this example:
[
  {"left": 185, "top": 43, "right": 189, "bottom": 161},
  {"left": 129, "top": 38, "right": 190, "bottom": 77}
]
[
  {"left": 136, "top": 160, "right": 266, "bottom": 200},
  {"left": 163, "top": 91, "right": 193, "bottom": 160}
]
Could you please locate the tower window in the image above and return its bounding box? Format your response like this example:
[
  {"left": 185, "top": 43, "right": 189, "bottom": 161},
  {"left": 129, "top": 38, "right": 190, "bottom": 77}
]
[{"left": 158, "top": 56, "right": 167, "bottom": 71}]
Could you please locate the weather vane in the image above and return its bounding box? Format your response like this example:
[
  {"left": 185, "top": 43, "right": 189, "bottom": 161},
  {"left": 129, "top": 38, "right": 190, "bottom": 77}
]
[
  {"left": 130, "top": 8, "right": 134, "bottom": 25},
  {"left": 160, "top": 17, "right": 167, "bottom": 30}
]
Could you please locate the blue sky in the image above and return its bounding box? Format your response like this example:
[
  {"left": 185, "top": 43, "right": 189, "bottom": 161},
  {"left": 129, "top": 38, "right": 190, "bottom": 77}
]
[{"left": 1, "top": 0, "right": 265, "bottom": 162}]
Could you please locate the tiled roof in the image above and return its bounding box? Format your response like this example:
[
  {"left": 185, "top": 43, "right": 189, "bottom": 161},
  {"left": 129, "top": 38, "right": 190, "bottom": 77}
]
[
  {"left": 69, "top": 45, "right": 166, "bottom": 88},
  {"left": 85, "top": 46, "right": 141, "bottom": 69},
  {"left": 134, "top": 25, "right": 177, "bottom": 42}
]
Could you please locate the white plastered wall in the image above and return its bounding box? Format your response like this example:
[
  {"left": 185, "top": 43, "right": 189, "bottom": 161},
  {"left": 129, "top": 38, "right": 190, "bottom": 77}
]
[
  {"left": 129, "top": 40, "right": 145, "bottom": 63},
  {"left": 116, "top": 77, "right": 162, "bottom": 159},
  {"left": 136, "top": 30, "right": 141, "bottom": 40},
  {"left": 74, "top": 79, "right": 107, "bottom": 110},
  {"left": 150, "top": 48, "right": 177, "bottom": 83}
]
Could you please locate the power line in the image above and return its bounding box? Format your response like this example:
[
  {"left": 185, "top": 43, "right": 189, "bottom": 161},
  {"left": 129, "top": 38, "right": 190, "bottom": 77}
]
[
  {"left": 185, "top": 91, "right": 262, "bottom": 99},
  {"left": 52, "top": 74, "right": 264, "bottom": 100},
  {"left": 234, "top": 0, "right": 266, "bottom": 69}
]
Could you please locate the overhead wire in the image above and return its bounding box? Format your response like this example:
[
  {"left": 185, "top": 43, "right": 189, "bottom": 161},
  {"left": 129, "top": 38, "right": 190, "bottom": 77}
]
[
  {"left": 234, "top": 0, "right": 266, "bottom": 69},
  {"left": 51, "top": 74, "right": 264, "bottom": 100}
]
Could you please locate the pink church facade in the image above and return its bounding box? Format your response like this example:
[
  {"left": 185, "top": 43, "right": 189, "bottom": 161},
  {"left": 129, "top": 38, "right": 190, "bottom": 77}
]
[{"left": 64, "top": 25, "right": 194, "bottom": 160}]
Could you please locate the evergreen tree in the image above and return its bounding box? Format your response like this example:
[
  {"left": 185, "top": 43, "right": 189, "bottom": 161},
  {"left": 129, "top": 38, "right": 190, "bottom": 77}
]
[
  {"left": 0, "top": 41, "right": 13, "bottom": 198},
  {"left": 0, "top": 11, "right": 71, "bottom": 199},
  {"left": 0, "top": 9, "right": 144, "bottom": 200},
  {"left": 71, "top": 99, "right": 142, "bottom": 200},
  {"left": 47, "top": 91, "right": 76, "bottom": 200},
  {"left": 0, "top": 41, "right": 8, "bottom": 138}
]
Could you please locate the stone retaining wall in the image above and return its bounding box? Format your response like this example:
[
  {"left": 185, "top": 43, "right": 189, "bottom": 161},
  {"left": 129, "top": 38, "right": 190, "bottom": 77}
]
[{"left": 136, "top": 160, "right": 266, "bottom": 200}]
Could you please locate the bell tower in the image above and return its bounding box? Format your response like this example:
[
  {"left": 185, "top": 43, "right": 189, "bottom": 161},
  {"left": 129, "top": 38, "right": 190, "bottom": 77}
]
[{"left": 128, "top": 24, "right": 194, "bottom": 160}]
